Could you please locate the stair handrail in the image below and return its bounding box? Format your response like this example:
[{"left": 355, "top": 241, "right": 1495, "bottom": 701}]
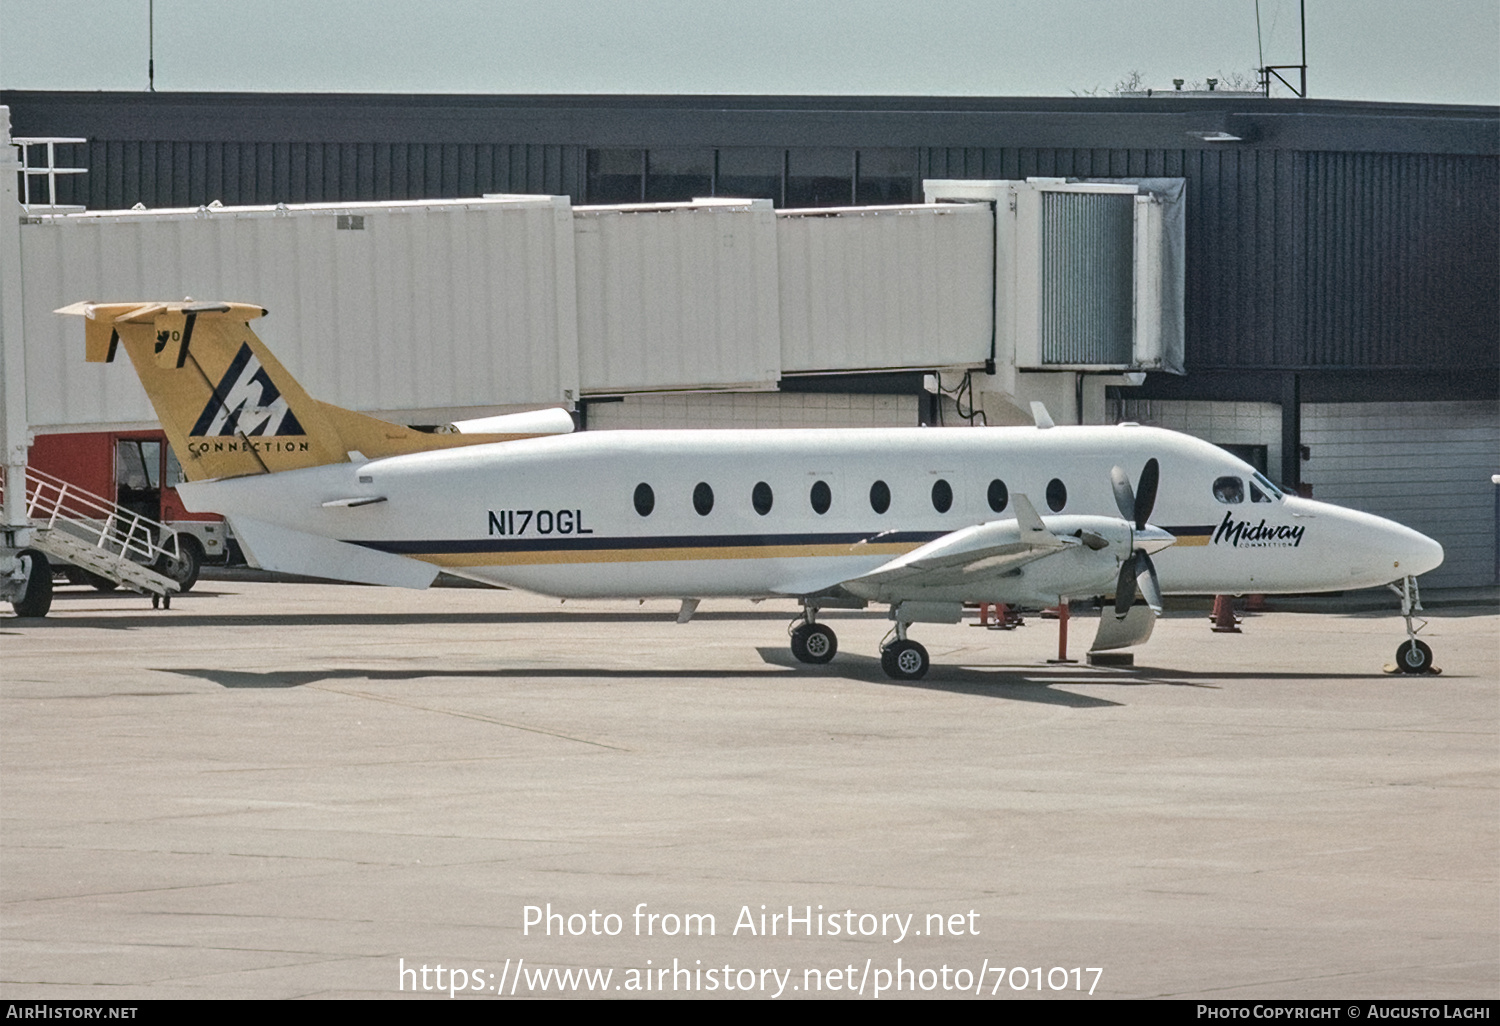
[{"left": 0, "top": 465, "right": 181, "bottom": 566}]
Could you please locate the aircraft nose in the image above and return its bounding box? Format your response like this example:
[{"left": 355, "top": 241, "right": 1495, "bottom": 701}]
[{"left": 1395, "top": 527, "right": 1444, "bottom": 578}]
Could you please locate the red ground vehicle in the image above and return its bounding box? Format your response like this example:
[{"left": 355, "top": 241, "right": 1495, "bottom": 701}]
[{"left": 28, "top": 430, "right": 230, "bottom": 590}]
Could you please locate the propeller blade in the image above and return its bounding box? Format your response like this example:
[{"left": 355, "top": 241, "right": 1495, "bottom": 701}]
[
  {"left": 1138, "top": 551, "right": 1163, "bottom": 613},
  {"left": 1133, "top": 458, "right": 1160, "bottom": 530},
  {"left": 1114, "top": 553, "right": 1137, "bottom": 619},
  {"left": 1109, "top": 466, "right": 1134, "bottom": 522}
]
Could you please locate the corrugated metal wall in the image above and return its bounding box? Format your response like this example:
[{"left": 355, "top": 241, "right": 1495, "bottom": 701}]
[
  {"left": 1301, "top": 399, "right": 1499, "bottom": 588},
  {"left": 68, "top": 140, "right": 586, "bottom": 210},
  {"left": 777, "top": 204, "right": 993, "bottom": 373},
  {"left": 21, "top": 198, "right": 580, "bottom": 430},
  {"left": 33, "top": 138, "right": 1493, "bottom": 379}
]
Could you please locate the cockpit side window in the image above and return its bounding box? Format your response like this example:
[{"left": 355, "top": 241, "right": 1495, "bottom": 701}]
[
  {"left": 1213, "top": 476, "right": 1245, "bottom": 504},
  {"left": 1250, "top": 471, "right": 1283, "bottom": 502}
]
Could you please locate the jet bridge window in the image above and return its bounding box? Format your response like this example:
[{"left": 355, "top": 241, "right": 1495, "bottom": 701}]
[
  {"left": 752, "top": 481, "right": 773, "bottom": 515},
  {"left": 1213, "top": 476, "right": 1245, "bottom": 504},
  {"left": 693, "top": 483, "right": 715, "bottom": 516},
  {"left": 810, "top": 480, "right": 832, "bottom": 515},
  {"left": 633, "top": 483, "right": 655, "bottom": 517},
  {"left": 931, "top": 479, "right": 953, "bottom": 513},
  {"left": 987, "top": 479, "right": 1009, "bottom": 513},
  {"left": 869, "top": 480, "right": 891, "bottom": 515},
  {"left": 1046, "top": 479, "right": 1067, "bottom": 512}
]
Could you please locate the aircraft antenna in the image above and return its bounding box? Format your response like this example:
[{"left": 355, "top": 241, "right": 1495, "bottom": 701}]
[{"left": 148, "top": 0, "right": 155, "bottom": 92}]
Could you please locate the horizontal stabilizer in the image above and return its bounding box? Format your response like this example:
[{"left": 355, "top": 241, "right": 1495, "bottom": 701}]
[
  {"left": 229, "top": 516, "right": 438, "bottom": 589},
  {"left": 451, "top": 408, "right": 575, "bottom": 435}
]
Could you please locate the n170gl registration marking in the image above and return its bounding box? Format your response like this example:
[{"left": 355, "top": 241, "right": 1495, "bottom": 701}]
[{"left": 487, "top": 509, "right": 593, "bottom": 536}]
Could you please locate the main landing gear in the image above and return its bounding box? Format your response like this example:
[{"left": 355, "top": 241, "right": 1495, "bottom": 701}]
[
  {"left": 788, "top": 605, "right": 931, "bottom": 680},
  {"left": 880, "top": 625, "right": 930, "bottom": 681},
  {"left": 789, "top": 612, "right": 838, "bottom": 664},
  {"left": 1386, "top": 575, "right": 1438, "bottom": 674}
]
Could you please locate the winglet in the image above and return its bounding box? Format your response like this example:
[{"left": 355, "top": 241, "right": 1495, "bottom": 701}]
[
  {"left": 1011, "top": 494, "right": 1064, "bottom": 548},
  {"left": 1030, "top": 402, "right": 1055, "bottom": 429}
]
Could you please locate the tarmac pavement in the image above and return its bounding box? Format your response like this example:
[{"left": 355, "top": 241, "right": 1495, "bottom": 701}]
[{"left": 2, "top": 577, "right": 1496, "bottom": 999}]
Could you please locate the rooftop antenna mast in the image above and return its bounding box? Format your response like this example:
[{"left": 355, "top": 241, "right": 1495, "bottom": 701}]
[
  {"left": 1257, "top": 0, "right": 1308, "bottom": 98},
  {"left": 148, "top": 0, "right": 155, "bottom": 92}
]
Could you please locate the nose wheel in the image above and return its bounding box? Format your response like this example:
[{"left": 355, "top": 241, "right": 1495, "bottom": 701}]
[
  {"left": 1386, "top": 576, "right": 1440, "bottom": 675},
  {"left": 1394, "top": 639, "right": 1433, "bottom": 674}
]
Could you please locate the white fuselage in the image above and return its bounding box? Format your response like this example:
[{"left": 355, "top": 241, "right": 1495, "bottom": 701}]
[{"left": 180, "top": 424, "right": 1444, "bottom": 603}]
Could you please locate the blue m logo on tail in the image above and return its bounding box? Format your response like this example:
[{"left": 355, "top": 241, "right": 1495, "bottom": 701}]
[{"left": 191, "top": 343, "right": 306, "bottom": 437}]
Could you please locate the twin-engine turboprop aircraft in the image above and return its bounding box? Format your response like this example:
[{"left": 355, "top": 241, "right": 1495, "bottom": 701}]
[{"left": 54, "top": 301, "right": 1445, "bottom": 678}]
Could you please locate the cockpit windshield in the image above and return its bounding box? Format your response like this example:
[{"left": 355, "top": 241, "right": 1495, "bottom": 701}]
[{"left": 1250, "top": 471, "right": 1283, "bottom": 502}]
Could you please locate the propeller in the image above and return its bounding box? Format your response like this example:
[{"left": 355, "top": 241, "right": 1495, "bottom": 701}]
[{"left": 1110, "top": 459, "right": 1164, "bottom": 619}]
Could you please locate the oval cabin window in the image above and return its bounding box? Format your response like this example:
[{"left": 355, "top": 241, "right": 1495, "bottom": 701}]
[
  {"left": 869, "top": 480, "right": 891, "bottom": 515},
  {"left": 810, "top": 480, "right": 832, "bottom": 515},
  {"left": 633, "top": 483, "right": 655, "bottom": 517},
  {"left": 987, "top": 479, "right": 1009, "bottom": 513},
  {"left": 1046, "top": 478, "right": 1067, "bottom": 512},
  {"left": 752, "top": 481, "right": 773, "bottom": 515},
  {"left": 693, "top": 482, "right": 715, "bottom": 516},
  {"left": 931, "top": 479, "right": 953, "bottom": 513}
]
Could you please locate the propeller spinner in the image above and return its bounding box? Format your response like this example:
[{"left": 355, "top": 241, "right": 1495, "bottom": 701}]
[{"left": 1111, "top": 459, "right": 1165, "bottom": 619}]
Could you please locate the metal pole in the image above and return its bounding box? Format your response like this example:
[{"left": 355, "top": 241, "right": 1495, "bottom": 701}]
[
  {"left": 1300, "top": 0, "right": 1308, "bottom": 98},
  {"left": 0, "top": 108, "right": 33, "bottom": 543}
]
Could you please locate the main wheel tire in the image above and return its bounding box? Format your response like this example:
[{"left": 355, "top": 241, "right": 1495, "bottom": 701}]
[
  {"left": 790, "top": 622, "right": 838, "bottom": 664},
  {"left": 13, "top": 550, "right": 53, "bottom": 618},
  {"left": 881, "top": 639, "right": 929, "bottom": 680},
  {"left": 1395, "top": 639, "right": 1433, "bottom": 674},
  {"left": 155, "top": 536, "right": 202, "bottom": 593}
]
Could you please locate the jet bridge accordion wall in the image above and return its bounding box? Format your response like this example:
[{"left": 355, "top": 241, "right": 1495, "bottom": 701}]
[
  {"left": 19, "top": 196, "right": 581, "bottom": 430},
  {"left": 18, "top": 185, "right": 1175, "bottom": 430},
  {"left": 1039, "top": 191, "right": 1134, "bottom": 366}
]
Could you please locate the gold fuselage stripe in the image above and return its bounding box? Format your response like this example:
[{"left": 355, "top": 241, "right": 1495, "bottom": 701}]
[{"left": 412, "top": 541, "right": 920, "bottom": 568}]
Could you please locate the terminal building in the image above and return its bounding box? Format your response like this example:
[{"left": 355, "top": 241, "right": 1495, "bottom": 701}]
[{"left": 2, "top": 91, "right": 1496, "bottom": 587}]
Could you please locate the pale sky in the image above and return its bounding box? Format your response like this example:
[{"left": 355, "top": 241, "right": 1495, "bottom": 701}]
[{"left": 1, "top": 0, "right": 1496, "bottom": 106}]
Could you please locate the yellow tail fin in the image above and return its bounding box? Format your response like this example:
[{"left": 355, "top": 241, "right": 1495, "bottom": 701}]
[{"left": 57, "top": 301, "right": 534, "bottom": 482}]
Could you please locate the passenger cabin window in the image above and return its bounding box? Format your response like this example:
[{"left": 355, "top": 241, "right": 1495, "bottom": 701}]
[
  {"left": 869, "top": 480, "right": 891, "bottom": 515},
  {"left": 931, "top": 479, "right": 953, "bottom": 513},
  {"left": 752, "top": 481, "right": 773, "bottom": 515},
  {"left": 1046, "top": 478, "right": 1067, "bottom": 512},
  {"left": 1213, "top": 476, "right": 1245, "bottom": 504},
  {"left": 987, "top": 479, "right": 1009, "bottom": 513},
  {"left": 693, "top": 482, "right": 715, "bottom": 516},
  {"left": 633, "top": 483, "right": 655, "bottom": 517},
  {"left": 810, "top": 480, "right": 832, "bottom": 515}
]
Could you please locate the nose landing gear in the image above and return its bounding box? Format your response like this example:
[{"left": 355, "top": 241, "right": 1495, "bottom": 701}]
[{"left": 1385, "top": 576, "right": 1439, "bottom": 675}]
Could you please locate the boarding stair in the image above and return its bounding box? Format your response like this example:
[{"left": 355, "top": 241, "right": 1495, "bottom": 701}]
[{"left": 0, "top": 466, "right": 181, "bottom": 602}]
